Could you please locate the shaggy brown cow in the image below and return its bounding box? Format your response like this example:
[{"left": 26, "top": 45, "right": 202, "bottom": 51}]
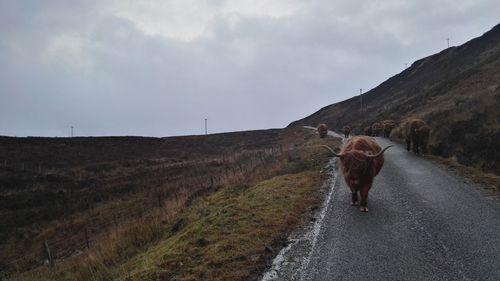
[
  {"left": 404, "top": 119, "right": 430, "bottom": 154},
  {"left": 341, "top": 126, "right": 351, "bottom": 138},
  {"left": 371, "top": 122, "right": 382, "bottom": 137},
  {"left": 382, "top": 120, "right": 396, "bottom": 139},
  {"left": 322, "top": 136, "right": 392, "bottom": 212},
  {"left": 363, "top": 126, "right": 372, "bottom": 136},
  {"left": 317, "top": 123, "right": 328, "bottom": 138}
]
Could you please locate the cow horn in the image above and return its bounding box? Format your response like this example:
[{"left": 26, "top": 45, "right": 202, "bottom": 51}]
[
  {"left": 365, "top": 145, "right": 393, "bottom": 158},
  {"left": 320, "top": 145, "right": 343, "bottom": 157}
]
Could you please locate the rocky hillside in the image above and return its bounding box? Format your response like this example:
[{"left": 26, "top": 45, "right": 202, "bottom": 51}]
[{"left": 289, "top": 23, "right": 500, "bottom": 175}]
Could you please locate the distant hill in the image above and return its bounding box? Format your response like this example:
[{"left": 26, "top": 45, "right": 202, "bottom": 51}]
[{"left": 289, "top": 23, "right": 500, "bottom": 175}]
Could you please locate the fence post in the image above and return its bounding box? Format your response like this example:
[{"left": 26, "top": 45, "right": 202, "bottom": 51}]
[
  {"left": 84, "top": 228, "right": 90, "bottom": 250},
  {"left": 158, "top": 194, "right": 163, "bottom": 208},
  {"left": 44, "top": 239, "right": 54, "bottom": 267}
]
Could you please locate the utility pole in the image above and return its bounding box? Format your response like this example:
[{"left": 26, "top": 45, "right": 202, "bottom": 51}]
[
  {"left": 446, "top": 37, "right": 450, "bottom": 48},
  {"left": 359, "top": 88, "right": 363, "bottom": 112},
  {"left": 70, "top": 126, "right": 74, "bottom": 137},
  {"left": 204, "top": 118, "right": 208, "bottom": 135}
]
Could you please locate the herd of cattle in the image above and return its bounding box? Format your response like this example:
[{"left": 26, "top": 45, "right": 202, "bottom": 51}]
[{"left": 317, "top": 118, "right": 430, "bottom": 212}]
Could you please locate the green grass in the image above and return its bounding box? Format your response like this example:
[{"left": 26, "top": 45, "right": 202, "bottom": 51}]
[
  {"left": 124, "top": 171, "right": 324, "bottom": 281},
  {"left": 119, "top": 137, "right": 338, "bottom": 281}
]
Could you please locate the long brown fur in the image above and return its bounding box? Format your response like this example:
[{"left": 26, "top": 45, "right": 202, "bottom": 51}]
[
  {"left": 363, "top": 126, "right": 372, "bottom": 136},
  {"left": 317, "top": 123, "right": 328, "bottom": 138},
  {"left": 371, "top": 122, "right": 382, "bottom": 136},
  {"left": 341, "top": 126, "right": 351, "bottom": 138},
  {"left": 337, "top": 136, "right": 386, "bottom": 212},
  {"left": 404, "top": 119, "right": 430, "bottom": 153},
  {"left": 382, "top": 120, "right": 396, "bottom": 139}
]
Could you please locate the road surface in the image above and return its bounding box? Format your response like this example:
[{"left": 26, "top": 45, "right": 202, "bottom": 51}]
[{"left": 262, "top": 136, "right": 500, "bottom": 281}]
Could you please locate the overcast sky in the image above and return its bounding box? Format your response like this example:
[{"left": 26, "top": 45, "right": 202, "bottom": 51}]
[{"left": 1, "top": 1, "right": 499, "bottom": 137}]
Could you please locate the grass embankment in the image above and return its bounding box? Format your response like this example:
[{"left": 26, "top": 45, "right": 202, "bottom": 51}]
[
  {"left": 123, "top": 137, "right": 339, "bottom": 281},
  {"left": 127, "top": 171, "right": 322, "bottom": 281},
  {"left": 6, "top": 133, "right": 339, "bottom": 281}
]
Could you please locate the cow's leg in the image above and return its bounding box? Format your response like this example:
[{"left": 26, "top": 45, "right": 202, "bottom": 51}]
[
  {"left": 406, "top": 139, "right": 411, "bottom": 151},
  {"left": 412, "top": 135, "right": 420, "bottom": 154},
  {"left": 351, "top": 191, "right": 359, "bottom": 206},
  {"left": 359, "top": 188, "right": 369, "bottom": 212}
]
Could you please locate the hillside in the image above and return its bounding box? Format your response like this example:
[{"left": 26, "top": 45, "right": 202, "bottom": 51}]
[
  {"left": 289, "top": 23, "right": 500, "bottom": 176},
  {"left": 0, "top": 130, "right": 294, "bottom": 237}
]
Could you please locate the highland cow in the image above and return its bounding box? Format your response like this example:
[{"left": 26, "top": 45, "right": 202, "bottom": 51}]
[
  {"left": 317, "top": 123, "right": 328, "bottom": 138},
  {"left": 382, "top": 120, "right": 396, "bottom": 139},
  {"left": 371, "top": 122, "right": 382, "bottom": 137},
  {"left": 341, "top": 126, "right": 351, "bottom": 138},
  {"left": 404, "top": 119, "right": 430, "bottom": 154},
  {"left": 322, "top": 136, "right": 392, "bottom": 212},
  {"left": 363, "top": 126, "right": 372, "bottom": 136}
]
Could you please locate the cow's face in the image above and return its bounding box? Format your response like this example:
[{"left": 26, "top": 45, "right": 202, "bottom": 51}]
[{"left": 341, "top": 151, "right": 372, "bottom": 188}]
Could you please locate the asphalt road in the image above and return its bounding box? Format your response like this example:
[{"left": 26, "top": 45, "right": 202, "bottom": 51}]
[{"left": 262, "top": 136, "right": 500, "bottom": 281}]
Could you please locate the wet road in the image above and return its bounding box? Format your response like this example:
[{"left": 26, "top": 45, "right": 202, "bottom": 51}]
[{"left": 263, "top": 136, "right": 500, "bottom": 281}]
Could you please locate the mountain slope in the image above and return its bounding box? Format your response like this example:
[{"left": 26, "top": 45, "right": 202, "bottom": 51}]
[{"left": 289, "top": 23, "right": 500, "bottom": 175}]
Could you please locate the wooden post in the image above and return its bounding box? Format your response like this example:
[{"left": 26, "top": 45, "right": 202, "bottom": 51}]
[
  {"left": 158, "top": 194, "right": 163, "bottom": 208},
  {"left": 84, "top": 228, "right": 90, "bottom": 249},
  {"left": 44, "top": 239, "right": 54, "bottom": 267}
]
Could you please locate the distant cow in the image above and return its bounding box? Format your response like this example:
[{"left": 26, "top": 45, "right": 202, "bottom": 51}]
[
  {"left": 341, "top": 126, "right": 351, "bottom": 138},
  {"left": 382, "top": 120, "right": 396, "bottom": 139},
  {"left": 322, "top": 136, "right": 392, "bottom": 212},
  {"left": 371, "top": 122, "right": 382, "bottom": 137},
  {"left": 404, "top": 119, "right": 430, "bottom": 154},
  {"left": 363, "top": 126, "right": 372, "bottom": 136},
  {"left": 317, "top": 123, "right": 328, "bottom": 138}
]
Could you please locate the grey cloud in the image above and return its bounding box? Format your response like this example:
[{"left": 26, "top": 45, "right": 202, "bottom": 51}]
[{"left": 1, "top": 1, "right": 499, "bottom": 137}]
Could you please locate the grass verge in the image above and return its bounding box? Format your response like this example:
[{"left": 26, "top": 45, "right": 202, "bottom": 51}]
[
  {"left": 126, "top": 171, "right": 323, "bottom": 281},
  {"left": 122, "top": 137, "right": 339, "bottom": 281}
]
